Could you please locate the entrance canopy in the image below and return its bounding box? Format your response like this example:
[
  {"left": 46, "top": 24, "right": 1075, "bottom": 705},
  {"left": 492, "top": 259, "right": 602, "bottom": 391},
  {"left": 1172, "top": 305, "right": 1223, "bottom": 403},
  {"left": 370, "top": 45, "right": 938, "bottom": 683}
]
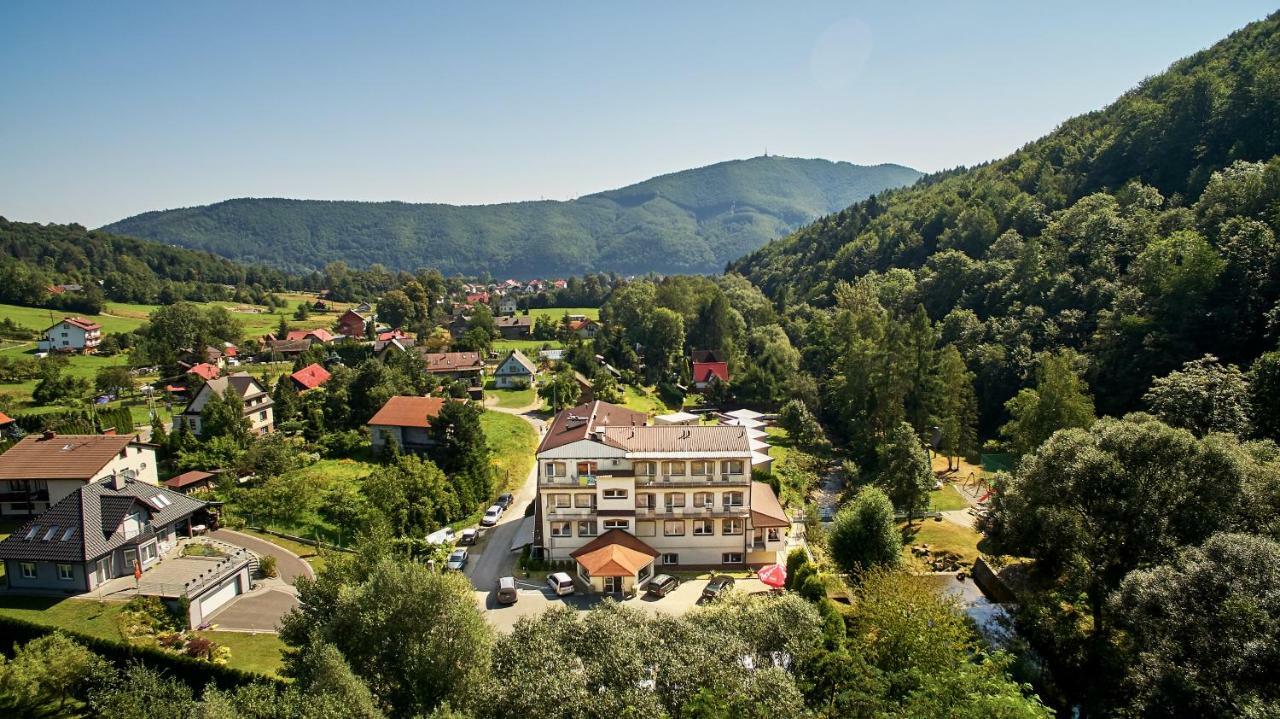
[{"left": 570, "top": 529, "right": 658, "bottom": 577}]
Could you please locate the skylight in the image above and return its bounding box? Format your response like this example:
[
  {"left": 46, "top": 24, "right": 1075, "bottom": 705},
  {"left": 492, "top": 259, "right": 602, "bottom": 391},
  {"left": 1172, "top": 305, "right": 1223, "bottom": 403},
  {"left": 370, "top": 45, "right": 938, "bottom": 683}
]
[
  {"left": 42, "top": 526, "right": 58, "bottom": 541},
  {"left": 24, "top": 525, "right": 39, "bottom": 540},
  {"left": 61, "top": 527, "right": 77, "bottom": 541}
]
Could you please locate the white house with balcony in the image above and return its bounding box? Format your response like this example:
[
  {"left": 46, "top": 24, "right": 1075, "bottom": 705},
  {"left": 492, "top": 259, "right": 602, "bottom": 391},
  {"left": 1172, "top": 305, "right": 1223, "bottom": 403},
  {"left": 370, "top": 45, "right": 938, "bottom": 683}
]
[
  {"left": 173, "top": 373, "right": 274, "bottom": 437},
  {"left": 37, "top": 317, "right": 102, "bottom": 353},
  {"left": 534, "top": 400, "right": 793, "bottom": 594}
]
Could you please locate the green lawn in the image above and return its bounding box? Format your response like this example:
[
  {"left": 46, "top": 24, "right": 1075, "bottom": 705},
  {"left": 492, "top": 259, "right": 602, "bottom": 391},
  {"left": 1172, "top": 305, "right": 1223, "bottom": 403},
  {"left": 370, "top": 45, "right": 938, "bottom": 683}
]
[
  {"left": 928, "top": 484, "right": 971, "bottom": 512},
  {"left": 225, "top": 458, "right": 378, "bottom": 551},
  {"left": 620, "top": 384, "right": 672, "bottom": 414},
  {"left": 900, "top": 518, "right": 983, "bottom": 567},
  {"left": 196, "top": 631, "right": 287, "bottom": 677},
  {"left": 481, "top": 410, "right": 538, "bottom": 494},
  {"left": 0, "top": 596, "right": 126, "bottom": 641},
  {"left": 485, "top": 379, "right": 540, "bottom": 409},
  {"left": 0, "top": 302, "right": 148, "bottom": 335},
  {"left": 526, "top": 306, "right": 599, "bottom": 321},
  {"left": 492, "top": 338, "right": 569, "bottom": 354}
]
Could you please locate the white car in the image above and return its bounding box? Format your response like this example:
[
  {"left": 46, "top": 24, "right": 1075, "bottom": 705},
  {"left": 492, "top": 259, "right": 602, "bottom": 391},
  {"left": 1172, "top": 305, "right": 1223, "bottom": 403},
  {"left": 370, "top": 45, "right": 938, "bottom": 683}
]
[
  {"left": 426, "top": 527, "right": 456, "bottom": 545},
  {"left": 480, "top": 505, "right": 503, "bottom": 527},
  {"left": 547, "top": 572, "right": 575, "bottom": 596},
  {"left": 446, "top": 548, "right": 468, "bottom": 571}
]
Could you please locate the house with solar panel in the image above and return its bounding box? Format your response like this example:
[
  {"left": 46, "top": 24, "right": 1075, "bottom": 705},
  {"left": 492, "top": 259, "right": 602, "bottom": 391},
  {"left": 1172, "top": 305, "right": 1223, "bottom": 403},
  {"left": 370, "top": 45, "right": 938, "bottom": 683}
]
[{"left": 0, "top": 473, "right": 252, "bottom": 627}]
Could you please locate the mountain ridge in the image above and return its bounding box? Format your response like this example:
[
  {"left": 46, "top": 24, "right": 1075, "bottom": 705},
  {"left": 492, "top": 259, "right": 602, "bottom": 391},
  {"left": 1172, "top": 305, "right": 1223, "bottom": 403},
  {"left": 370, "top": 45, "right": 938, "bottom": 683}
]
[{"left": 100, "top": 156, "right": 921, "bottom": 278}]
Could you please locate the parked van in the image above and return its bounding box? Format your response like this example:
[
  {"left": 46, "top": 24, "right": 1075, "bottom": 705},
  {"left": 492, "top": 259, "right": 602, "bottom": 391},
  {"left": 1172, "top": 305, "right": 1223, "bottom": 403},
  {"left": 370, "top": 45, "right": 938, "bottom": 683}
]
[
  {"left": 496, "top": 576, "right": 519, "bottom": 605},
  {"left": 547, "top": 572, "right": 575, "bottom": 596},
  {"left": 425, "top": 527, "right": 456, "bottom": 545}
]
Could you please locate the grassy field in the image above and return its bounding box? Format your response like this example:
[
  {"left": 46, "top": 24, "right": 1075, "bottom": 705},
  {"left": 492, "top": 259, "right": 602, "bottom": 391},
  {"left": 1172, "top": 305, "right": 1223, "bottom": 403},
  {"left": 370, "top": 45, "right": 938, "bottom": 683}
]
[
  {"left": 492, "top": 338, "right": 569, "bottom": 355},
  {"left": 620, "top": 384, "right": 673, "bottom": 415},
  {"left": 928, "top": 484, "right": 971, "bottom": 512},
  {"left": 527, "top": 306, "right": 599, "bottom": 321},
  {"left": 481, "top": 410, "right": 538, "bottom": 493},
  {"left": 900, "top": 518, "right": 983, "bottom": 567},
  {"left": 485, "top": 379, "right": 540, "bottom": 409},
  {"left": 196, "top": 631, "right": 287, "bottom": 677}
]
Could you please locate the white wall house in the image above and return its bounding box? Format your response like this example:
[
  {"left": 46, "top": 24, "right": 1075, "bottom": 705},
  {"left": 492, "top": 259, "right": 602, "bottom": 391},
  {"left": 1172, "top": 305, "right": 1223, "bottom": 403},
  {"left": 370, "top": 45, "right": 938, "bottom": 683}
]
[
  {"left": 37, "top": 317, "right": 102, "bottom": 353},
  {"left": 494, "top": 350, "right": 537, "bottom": 389},
  {"left": 535, "top": 401, "right": 792, "bottom": 594},
  {"left": 173, "top": 373, "right": 274, "bottom": 437},
  {"left": 0, "top": 433, "right": 159, "bottom": 517}
]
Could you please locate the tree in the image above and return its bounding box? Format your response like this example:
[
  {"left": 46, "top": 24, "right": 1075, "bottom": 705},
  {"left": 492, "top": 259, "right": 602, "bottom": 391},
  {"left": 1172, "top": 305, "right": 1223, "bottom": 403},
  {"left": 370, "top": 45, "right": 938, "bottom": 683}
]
[
  {"left": 538, "top": 369, "right": 581, "bottom": 412},
  {"left": 32, "top": 368, "right": 89, "bottom": 405},
  {"left": 378, "top": 290, "right": 413, "bottom": 329},
  {"left": 778, "top": 399, "right": 826, "bottom": 450},
  {"left": 293, "top": 301, "right": 310, "bottom": 321},
  {"left": 1113, "top": 532, "right": 1280, "bottom": 718},
  {"left": 281, "top": 551, "right": 493, "bottom": 719},
  {"left": 427, "top": 400, "right": 492, "bottom": 508},
  {"left": 876, "top": 422, "right": 932, "bottom": 522},
  {"left": 827, "top": 486, "right": 902, "bottom": 575},
  {"left": 1143, "top": 354, "right": 1251, "bottom": 437},
  {"left": 94, "top": 365, "right": 135, "bottom": 397},
  {"left": 591, "top": 372, "right": 623, "bottom": 404},
  {"left": 468, "top": 303, "right": 497, "bottom": 338},
  {"left": 0, "top": 633, "right": 104, "bottom": 713},
  {"left": 86, "top": 663, "right": 198, "bottom": 719},
  {"left": 1000, "top": 350, "right": 1095, "bottom": 456},
  {"left": 272, "top": 374, "right": 301, "bottom": 423},
  {"left": 200, "top": 387, "right": 250, "bottom": 444},
  {"left": 935, "top": 345, "right": 977, "bottom": 469},
  {"left": 1250, "top": 348, "right": 1280, "bottom": 441},
  {"left": 644, "top": 307, "right": 686, "bottom": 384},
  {"left": 454, "top": 326, "right": 492, "bottom": 355},
  {"left": 362, "top": 454, "right": 461, "bottom": 536}
]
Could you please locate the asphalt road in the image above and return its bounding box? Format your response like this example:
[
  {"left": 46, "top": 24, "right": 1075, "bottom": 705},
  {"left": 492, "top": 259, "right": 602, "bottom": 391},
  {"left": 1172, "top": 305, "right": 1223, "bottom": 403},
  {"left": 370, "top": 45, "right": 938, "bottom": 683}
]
[{"left": 464, "top": 411, "right": 545, "bottom": 593}]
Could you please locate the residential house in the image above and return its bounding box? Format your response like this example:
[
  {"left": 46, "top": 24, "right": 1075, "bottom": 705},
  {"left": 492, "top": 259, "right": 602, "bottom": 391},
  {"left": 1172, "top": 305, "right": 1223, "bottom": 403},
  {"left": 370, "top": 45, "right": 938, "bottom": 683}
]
[
  {"left": 573, "top": 371, "right": 595, "bottom": 403},
  {"left": 285, "top": 328, "right": 335, "bottom": 345},
  {"left": 186, "top": 363, "right": 221, "bottom": 382},
  {"left": 289, "top": 363, "right": 331, "bottom": 392},
  {"left": 173, "top": 373, "right": 274, "bottom": 437},
  {"left": 691, "top": 350, "right": 729, "bottom": 390},
  {"left": 0, "top": 432, "right": 159, "bottom": 517},
  {"left": 419, "top": 351, "right": 486, "bottom": 386},
  {"left": 366, "top": 396, "right": 447, "bottom": 454},
  {"left": 495, "top": 314, "right": 532, "bottom": 339},
  {"left": 37, "top": 317, "right": 102, "bottom": 354},
  {"left": 0, "top": 474, "right": 250, "bottom": 627},
  {"left": 494, "top": 350, "right": 538, "bottom": 389},
  {"left": 535, "top": 401, "right": 792, "bottom": 593},
  {"left": 335, "top": 308, "right": 372, "bottom": 338},
  {"left": 443, "top": 314, "right": 471, "bottom": 339},
  {"left": 567, "top": 316, "right": 601, "bottom": 340},
  {"left": 465, "top": 291, "right": 490, "bottom": 305},
  {"left": 162, "top": 470, "right": 219, "bottom": 495},
  {"left": 497, "top": 296, "right": 519, "bottom": 316},
  {"left": 375, "top": 336, "right": 417, "bottom": 358},
  {"left": 265, "top": 338, "right": 314, "bottom": 359}
]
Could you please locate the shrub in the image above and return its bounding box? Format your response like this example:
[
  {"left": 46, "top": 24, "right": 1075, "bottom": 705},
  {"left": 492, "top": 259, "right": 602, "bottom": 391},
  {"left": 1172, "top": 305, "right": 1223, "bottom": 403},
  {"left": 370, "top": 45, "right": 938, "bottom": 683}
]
[
  {"left": 784, "top": 548, "right": 810, "bottom": 591},
  {"left": 258, "top": 555, "right": 278, "bottom": 579}
]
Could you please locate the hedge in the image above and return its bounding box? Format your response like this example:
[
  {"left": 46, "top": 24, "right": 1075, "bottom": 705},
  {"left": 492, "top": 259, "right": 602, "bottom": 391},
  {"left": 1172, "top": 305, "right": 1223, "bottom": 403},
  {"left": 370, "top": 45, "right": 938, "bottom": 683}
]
[{"left": 0, "top": 615, "right": 283, "bottom": 691}]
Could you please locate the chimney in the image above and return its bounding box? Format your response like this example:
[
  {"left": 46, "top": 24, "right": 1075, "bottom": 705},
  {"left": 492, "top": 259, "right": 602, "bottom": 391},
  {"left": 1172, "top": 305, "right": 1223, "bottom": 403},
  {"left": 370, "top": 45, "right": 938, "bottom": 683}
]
[
  {"left": 41, "top": 430, "right": 55, "bottom": 441},
  {"left": 110, "top": 472, "right": 126, "bottom": 491}
]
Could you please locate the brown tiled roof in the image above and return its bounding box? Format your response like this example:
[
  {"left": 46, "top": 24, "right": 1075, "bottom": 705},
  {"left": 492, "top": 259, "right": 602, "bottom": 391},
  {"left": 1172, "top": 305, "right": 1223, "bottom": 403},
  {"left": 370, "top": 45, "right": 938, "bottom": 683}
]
[
  {"left": 187, "top": 363, "right": 221, "bottom": 381},
  {"left": 268, "top": 338, "right": 313, "bottom": 354},
  {"left": 420, "top": 352, "right": 484, "bottom": 373},
  {"left": 537, "top": 401, "right": 648, "bottom": 454},
  {"left": 0, "top": 434, "right": 139, "bottom": 481},
  {"left": 750, "top": 481, "right": 790, "bottom": 528},
  {"left": 163, "top": 470, "right": 215, "bottom": 490},
  {"left": 62, "top": 317, "right": 102, "bottom": 332},
  {"left": 570, "top": 529, "right": 658, "bottom": 577},
  {"left": 495, "top": 315, "right": 532, "bottom": 328},
  {"left": 367, "top": 396, "right": 447, "bottom": 428},
  {"left": 600, "top": 425, "right": 751, "bottom": 454},
  {"left": 286, "top": 328, "right": 335, "bottom": 343}
]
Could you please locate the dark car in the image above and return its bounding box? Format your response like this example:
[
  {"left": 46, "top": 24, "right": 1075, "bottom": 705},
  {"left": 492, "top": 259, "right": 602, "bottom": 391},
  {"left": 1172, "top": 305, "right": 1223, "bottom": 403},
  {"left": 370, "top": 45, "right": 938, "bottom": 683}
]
[
  {"left": 701, "top": 575, "right": 735, "bottom": 601},
  {"left": 646, "top": 574, "right": 680, "bottom": 598},
  {"left": 496, "top": 493, "right": 514, "bottom": 510}
]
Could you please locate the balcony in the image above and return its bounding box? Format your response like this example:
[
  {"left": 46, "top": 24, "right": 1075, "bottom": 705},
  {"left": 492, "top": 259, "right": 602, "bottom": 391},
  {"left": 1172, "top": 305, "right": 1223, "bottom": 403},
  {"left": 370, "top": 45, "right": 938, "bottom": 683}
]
[
  {"left": 546, "top": 505, "right": 596, "bottom": 517},
  {"left": 635, "top": 474, "right": 750, "bottom": 487},
  {"left": 540, "top": 475, "right": 596, "bottom": 487},
  {"left": 634, "top": 504, "right": 748, "bottom": 518}
]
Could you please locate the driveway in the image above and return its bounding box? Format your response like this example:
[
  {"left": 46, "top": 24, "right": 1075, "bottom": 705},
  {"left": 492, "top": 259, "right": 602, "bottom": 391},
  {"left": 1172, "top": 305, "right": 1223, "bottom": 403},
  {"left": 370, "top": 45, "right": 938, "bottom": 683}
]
[
  {"left": 203, "top": 529, "right": 316, "bottom": 632},
  {"left": 465, "top": 411, "right": 545, "bottom": 592}
]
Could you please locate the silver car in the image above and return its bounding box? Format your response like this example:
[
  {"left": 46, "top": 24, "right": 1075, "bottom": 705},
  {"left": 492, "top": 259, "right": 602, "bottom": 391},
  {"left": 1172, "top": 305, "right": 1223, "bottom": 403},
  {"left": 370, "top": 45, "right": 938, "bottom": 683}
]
[
  {"left": 446, "top": 547, "right": 468, "bottom": 571},
  {"left": 480, "top": 505, "right": 503, "bottom": 527}
]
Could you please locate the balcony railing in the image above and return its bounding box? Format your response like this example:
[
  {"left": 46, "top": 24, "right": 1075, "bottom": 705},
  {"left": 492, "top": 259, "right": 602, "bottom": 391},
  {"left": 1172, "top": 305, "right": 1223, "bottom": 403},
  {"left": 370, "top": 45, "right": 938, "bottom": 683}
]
[
  {"left": 634, "top": 505, "right": 748, "bottom": 518},
  {"left": 635, "top": 474, "right": 750, "bottom": 486},
  {"left": 540, "top": 475, "right": 597, "bottom": 487},
  {"left": 545, "top": 505, "right": 596, "bottom": 516}
]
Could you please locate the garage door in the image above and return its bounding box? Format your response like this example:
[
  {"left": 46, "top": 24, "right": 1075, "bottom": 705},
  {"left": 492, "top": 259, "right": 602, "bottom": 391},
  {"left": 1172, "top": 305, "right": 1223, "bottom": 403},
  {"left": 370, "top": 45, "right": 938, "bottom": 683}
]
[{"left": 199, "top": 576, "right": 242, "bottom": 617}]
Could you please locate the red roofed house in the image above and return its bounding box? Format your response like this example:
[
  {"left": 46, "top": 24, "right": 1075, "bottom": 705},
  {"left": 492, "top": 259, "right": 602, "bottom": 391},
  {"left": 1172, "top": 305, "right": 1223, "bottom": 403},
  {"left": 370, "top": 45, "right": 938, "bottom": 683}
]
[
  {"left": 37, "top": 317, "right": 102, "bottom": 354},
  {"left": 285, "top": 328, "right": 335, "bottom": 345},
  {"left": 366, "top": 396, "right": 447, "bottom": 454},
  {"left": 567, "top": 316, "right": 600, "bottom": 340},
  {"left": 691, "top": 350, "right": 729, "bottom": 391},
  {"left": 335, "top": 309, "right": 371, "bottom": 339},
  {"left": 465, "top": 291, "right": 490, "bottom": 305},
  {"left": 290, "top": 363, "right": 331, "bottom": 392},
  {"left": 163, "top": 469, "right": 218, "bottom": 495},
  {"left": 186, "top": 363, "right": 221, "bottom": 382}
]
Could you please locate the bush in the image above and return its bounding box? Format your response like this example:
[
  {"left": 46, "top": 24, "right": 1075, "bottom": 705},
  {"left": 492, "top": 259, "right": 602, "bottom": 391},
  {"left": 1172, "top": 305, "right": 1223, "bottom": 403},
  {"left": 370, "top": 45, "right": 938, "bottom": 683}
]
[
  {"left": 317, "top": 429, "right": 367, "bottom": 458},
  {"left": 798, "top": 574, "right": 827, "bottom": 603},
  {"left": 258, "top": 555, "right": 278, "bottom": 579},
  {"left": 784, "top": 548, "right": 810, "bottom": 591}
]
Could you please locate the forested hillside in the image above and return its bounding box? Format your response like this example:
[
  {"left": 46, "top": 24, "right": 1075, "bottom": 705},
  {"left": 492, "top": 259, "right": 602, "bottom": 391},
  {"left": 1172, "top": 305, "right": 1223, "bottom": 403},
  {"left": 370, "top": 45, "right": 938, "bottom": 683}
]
[
  {"left": 732, "top": 13, "right": 1280, "bottom": 421},
  {"left": 0, "top": 218, "right": 296, "bottom": 310},
  {"left": 100, "top": 156, "right": 921, "bottom": 277}
]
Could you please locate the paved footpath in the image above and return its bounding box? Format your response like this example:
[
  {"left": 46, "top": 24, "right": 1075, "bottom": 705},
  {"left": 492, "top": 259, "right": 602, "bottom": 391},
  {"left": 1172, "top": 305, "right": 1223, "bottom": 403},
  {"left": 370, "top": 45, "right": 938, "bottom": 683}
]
[
  {"left": 212, "top": 528, "right": 316, "bottom": 583},
  {"left": 204, "top": 529, "right": 316, "bottom": 632}
]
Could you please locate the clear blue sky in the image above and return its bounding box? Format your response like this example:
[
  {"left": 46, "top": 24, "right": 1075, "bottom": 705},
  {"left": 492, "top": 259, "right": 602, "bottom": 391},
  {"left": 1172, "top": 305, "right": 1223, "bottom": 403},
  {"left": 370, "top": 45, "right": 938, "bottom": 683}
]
[{"left": 1, "top": 1, "right": 1274, "bottom": 227}]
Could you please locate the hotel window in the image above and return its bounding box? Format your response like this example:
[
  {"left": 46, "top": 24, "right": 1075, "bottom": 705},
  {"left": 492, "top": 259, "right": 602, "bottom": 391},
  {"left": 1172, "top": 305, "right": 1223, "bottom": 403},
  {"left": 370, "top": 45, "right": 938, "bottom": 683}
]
[
  {"left": 693, "top": 519, "right": 714, "bottom": 536},
  {"left": 57, "top": 563, "right": 74, "bottom": 581},
  {"left": 664, "top": 520, "right": 685, "bottom": 536},
  {"left": 20, "top": 563, "right": 36, "bottom": 579},
  {"left": 602, "top": 488, "right": 628, "bottom": 500},
  {"left": 577, "top": 521, "right": 598, "bottom": 537},
  {"left": 690, "top": 461, "right": 712, "bottom": 476},
  {"left": 636, "top": 520, "right": 656, "bottom": 537},
  {"left": 768, "top": 528, "right": 781, "bottom": 542},
  {"left": 663, "top": 461, "right": 685, "bottom": 476},
  {"left": 552, "top": 494, "right": 571, "bottom": 508},
  {"left": 722, "top": 518, "right": 743, "bottom": 535},
  {"left": 723, "top": 460, "right": 745, "bottom": 475},
  {"left": 634, "top": 462, "right": 656, "bottom": 477},
  {"left": 661, "top": 553, "right": 679, "bottom": 565},
  {"left": 259, "top": 410, "right": 268, "bottom": 421},
  {"left": 545, "top": 462, "right": 566, "bottom": 477},
  {"left": 693, "top": 492, "right": 714, "bottom": 508},
  {"left": 723, "top": 491, "right": 744, "bottom": 508},
  {"left": 636, "top": 493, "right": 654, "bottom": 509},
  {"left": 603, "top": 518, "right": 629, "bottom": 530},
  {"left": 549, "top": 521, "right": 572, "bottom": 537},
  {"left": 664, "top": 492, "right": 685, "bottom": 508},
  {"left": 722, "top": 553, "right": 744, "bottom": 564},
  {"left": 574, "top": 493, "right": 596, "bottom": 508}
]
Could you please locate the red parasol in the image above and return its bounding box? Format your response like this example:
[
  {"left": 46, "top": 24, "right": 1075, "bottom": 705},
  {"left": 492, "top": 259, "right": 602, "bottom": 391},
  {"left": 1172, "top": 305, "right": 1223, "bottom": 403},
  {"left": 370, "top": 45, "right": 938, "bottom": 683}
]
[{"left": 757, "top": 563, "right": 786, "bottom": 588}]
